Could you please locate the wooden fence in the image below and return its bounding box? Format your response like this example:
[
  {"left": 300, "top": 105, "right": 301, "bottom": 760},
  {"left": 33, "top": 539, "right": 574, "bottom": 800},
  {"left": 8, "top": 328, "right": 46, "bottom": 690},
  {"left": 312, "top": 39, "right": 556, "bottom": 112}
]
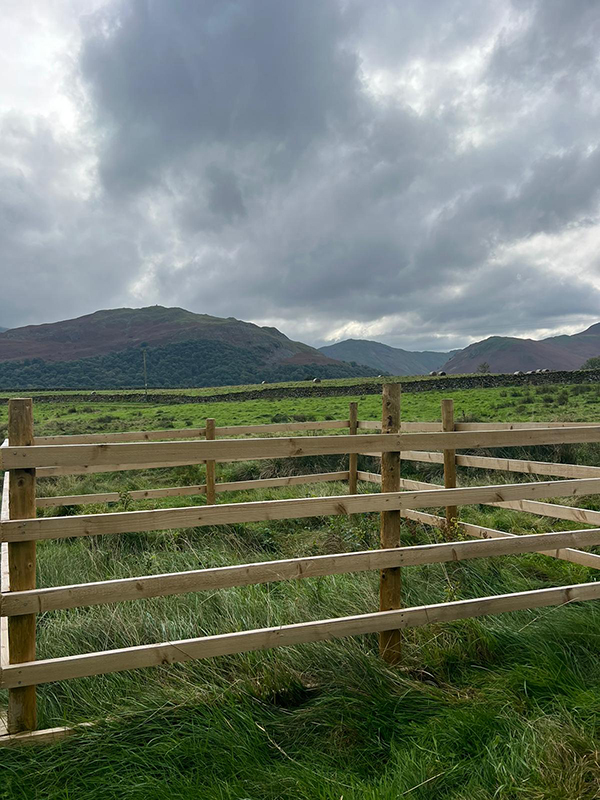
[{"left": 2, "top": 390, "right": 600, "bottom": 744}]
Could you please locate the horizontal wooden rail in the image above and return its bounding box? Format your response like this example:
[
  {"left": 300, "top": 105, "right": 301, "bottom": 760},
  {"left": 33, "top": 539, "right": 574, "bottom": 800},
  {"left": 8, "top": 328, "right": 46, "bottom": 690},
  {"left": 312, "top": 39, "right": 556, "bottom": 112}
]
[
  {"left": 33, "top": 420, "right": 596, "bottom": 447},
  {"left": 401, "top": 476, "right": 600, "bottom": 569},
  {"left": 4, "top": 580, "right": 600, "bottom": 688},
  {"left": 455, "top": 421, "right": 600, "bottom": 431},
  {"left": 362, "top": 471, "right": 600, "bottom": 570},
  {"left": 493, "top": 498, "right": 600, "bottom": 525},
  {"left": 35, "top": 461, "right": 203, "bottom": 478},
  {"left": 409, "top": 479, "right": 600, "bottom": 530},
  {"left": 5, "top": 426, "right": 600, "bottom": 472},
  {"left": 357, "top": 421, "right": 382, "bottom": 430},
  {"left": 358, "top": 422, "right": 443, "bottom": 431},
  {"left": 6, "top": 432, "right": 374, "bottom": 469},
  {"left": 34, "top": 420, "right": 351, "bottom": 446},
  {"left": 399, "top": 450, "right": 600, "bottom": 480},
  {"left": 35, "top": 472, "right": 349, "bottom": 509},
  {"left": 5, "top": 526, "right": 600, "bottom": 617},
  {"left": 34, "top": 428, "right": 206, "bottom": 445},
  {"left": 357, "top": 470, "right": 382, "bottom": 483},
  {"left": 401, "top": 508, "right": 504, "bottom": 537},
  {"left": 456, "top": 454, "right": 600, "bottom": 479},
  {"left": 5, "top": 477, "right": 600, "bottom": 543},
  {"left": 214, "top": 420, "right": 349, "bottom": 435},
  {"left": 358, "top": 421, "right": 600, "bottom": 432},
  {"left": 0, "top": 721, "right": 96, "bottom": 747},
  {"left": 400, "top": 508, "right": 600, "bottom": 570}
]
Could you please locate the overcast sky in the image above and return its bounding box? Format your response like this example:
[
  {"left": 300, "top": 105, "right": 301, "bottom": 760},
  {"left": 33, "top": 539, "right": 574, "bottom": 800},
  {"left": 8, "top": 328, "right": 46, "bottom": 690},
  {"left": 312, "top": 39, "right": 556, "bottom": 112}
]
[{"left": 2, "top": 0, "right": 600, "bottom": 351}]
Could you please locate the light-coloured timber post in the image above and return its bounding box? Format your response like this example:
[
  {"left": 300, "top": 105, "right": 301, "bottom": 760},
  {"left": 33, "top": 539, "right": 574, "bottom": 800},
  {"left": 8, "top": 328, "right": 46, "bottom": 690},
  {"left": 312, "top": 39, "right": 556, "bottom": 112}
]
[
  {"left": 205, "top": 418, "right": 216, "bottom": 505},
  {"left": 441, "top": 399, "right": 457, "bottom": 533},
  {"left": 7, "top": 398, "right": 37, "bottom": 733},
  {"left": 379, "top": 383, "right": 402, "bottom": 664},
  {"left": 348, "top": 402, "right": 358, "bottom": 494}
]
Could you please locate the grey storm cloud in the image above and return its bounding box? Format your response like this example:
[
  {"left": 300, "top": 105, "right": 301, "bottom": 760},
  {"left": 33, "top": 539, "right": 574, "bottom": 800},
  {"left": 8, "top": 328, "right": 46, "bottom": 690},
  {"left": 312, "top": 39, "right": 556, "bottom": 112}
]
[{"left": 2, "top": 0, "right": 600, "bottom": 349}]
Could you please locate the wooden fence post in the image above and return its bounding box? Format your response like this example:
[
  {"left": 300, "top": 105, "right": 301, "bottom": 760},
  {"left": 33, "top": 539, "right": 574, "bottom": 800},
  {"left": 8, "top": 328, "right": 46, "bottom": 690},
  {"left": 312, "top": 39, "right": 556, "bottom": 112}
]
[
  {"left": 379, "top": 384, "right": 402, "bottom": 664},
  {"left": 441, "top": 399, "right": 457, "bottom": 534},
  {"left": 205, "top": 419, "right": 216, "bottom": 505},
  {"left": 7, "top": 398, "right": 37, "bottom": 733},
  {"left": 348, "top": 402, "right": 358, "bottom": 494}
]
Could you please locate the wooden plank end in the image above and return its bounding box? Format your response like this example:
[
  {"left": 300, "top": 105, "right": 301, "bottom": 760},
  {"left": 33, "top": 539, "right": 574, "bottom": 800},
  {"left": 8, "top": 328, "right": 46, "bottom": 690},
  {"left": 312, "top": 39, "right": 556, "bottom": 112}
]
[{"left": 0, "top": 721, "right": 95, "bottom": 747}]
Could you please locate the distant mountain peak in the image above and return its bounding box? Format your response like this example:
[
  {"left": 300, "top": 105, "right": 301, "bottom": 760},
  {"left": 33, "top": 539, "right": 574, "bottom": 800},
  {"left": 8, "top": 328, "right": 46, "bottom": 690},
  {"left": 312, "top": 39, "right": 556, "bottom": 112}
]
[
  {"left": 0, "top": 306, "right": 296, "bottom": 363},
  {"left": 319, "top": 339, "right": 451, "bottom": 376},
  {"left": 320, "top": 323, "right": 600, "bottom": 376},
  {"left": 441, "top": 323, "right": 600, "bottom": 373},
  {"left": 0, "top": 305, "right": 380, "bottom": 389},
  {"left": 2, "top": 307, "right": 598, "bottom": 385},
  {"left": 578, "top": 321, "right": 600, "bottom": 335}
]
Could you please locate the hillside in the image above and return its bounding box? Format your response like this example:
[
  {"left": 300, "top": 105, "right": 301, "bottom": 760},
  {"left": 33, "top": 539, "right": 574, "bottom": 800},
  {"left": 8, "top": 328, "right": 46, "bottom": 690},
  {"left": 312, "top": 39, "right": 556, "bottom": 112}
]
[
  {"left": 545, "top": 323, "right": 600, "bottom": 363},
  {"left": 0, "top": 306, "right": 333, "bottom": 363},
  {"left": 320, "top": 324, "right": 600, "bottom": 376},
  {"left": 319, "top": 339, "right": 450, "bottom": 375},
  {"left": 443, "top": 323, "right": 600, "bottom": 373},
  {"left": 4, "top": 308, "right": 600, "bottom": 388},
  {"left": 0, "top": 307, "right": 379, "bottom": 389}
]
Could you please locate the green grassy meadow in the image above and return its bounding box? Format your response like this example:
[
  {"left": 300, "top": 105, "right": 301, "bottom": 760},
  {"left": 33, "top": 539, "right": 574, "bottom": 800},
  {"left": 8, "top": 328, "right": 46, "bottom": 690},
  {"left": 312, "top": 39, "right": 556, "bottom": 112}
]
[
  {"left": 1, "top": 381, "right": 600, "bottom": 441},
  {"left": 3, "top": 382, "right": 600, "bottom": 798}
]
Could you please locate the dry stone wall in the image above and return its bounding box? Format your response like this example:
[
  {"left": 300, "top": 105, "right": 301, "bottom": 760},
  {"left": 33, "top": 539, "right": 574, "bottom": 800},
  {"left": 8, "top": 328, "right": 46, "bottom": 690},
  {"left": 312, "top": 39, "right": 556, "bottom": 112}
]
[{"left": 0, "top": 369, "right": 598, "bottom": 405}]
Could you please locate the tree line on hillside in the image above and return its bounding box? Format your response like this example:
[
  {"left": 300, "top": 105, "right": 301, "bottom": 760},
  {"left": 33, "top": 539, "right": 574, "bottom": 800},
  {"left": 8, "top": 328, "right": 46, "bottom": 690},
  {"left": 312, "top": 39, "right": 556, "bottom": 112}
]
[{"left": 0, "top": 339, "right": 378, "bottom": 390}]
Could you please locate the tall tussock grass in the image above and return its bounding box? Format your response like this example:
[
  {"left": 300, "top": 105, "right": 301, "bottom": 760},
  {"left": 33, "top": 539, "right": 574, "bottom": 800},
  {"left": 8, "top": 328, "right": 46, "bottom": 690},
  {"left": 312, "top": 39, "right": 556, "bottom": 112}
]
[{"left": 4, "top": 433, "right": 600, "bottom": 797}]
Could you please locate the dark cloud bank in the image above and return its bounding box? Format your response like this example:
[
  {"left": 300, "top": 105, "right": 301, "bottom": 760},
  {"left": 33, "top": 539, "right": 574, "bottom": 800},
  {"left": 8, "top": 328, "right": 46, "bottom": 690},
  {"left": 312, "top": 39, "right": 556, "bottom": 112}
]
[{"left": 2, "top": 0, "right": 600, "bottom": 350}]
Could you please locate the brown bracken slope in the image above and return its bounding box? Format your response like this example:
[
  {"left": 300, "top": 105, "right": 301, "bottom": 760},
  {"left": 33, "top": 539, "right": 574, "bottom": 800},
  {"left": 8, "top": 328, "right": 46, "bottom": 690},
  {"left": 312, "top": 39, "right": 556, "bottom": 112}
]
[{"left": 442, "top": 323, "right": 600, "bottom": 373}]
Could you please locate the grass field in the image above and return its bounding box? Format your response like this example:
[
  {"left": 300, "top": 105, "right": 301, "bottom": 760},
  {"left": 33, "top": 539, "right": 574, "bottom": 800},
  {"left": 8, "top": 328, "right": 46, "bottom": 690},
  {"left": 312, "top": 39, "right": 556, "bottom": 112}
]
[
  {"left": 1, "top": 381, "right": 600, "bottom": 441},
  {"left": 3, "top": 382, "right": 600, "bottom": 799}
]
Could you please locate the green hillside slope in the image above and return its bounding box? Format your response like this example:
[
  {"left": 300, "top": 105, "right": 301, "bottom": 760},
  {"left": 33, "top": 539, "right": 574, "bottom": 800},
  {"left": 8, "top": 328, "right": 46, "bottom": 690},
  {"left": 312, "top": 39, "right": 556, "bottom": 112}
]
[{"left": 0, "top": 309, "right": 379, "bottom": 389}]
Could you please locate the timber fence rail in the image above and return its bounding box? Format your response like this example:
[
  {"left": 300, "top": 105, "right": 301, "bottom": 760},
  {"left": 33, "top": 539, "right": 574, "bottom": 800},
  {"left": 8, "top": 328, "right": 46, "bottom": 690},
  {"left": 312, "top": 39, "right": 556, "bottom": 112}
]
[{"left": 3, "top": 390, "right": 600, "bottom": 744}]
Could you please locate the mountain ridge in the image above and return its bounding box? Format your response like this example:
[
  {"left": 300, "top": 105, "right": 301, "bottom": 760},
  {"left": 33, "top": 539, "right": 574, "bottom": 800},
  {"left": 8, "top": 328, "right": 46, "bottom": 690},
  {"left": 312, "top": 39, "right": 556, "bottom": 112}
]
[
  {"left": 319, "top": 338, "right": 451, "bottom": 375},
  {"left": 2, "top": 306, "right": 600, "bottom": 388},
  {"left": 442, "top": 323, "right": 600, "bottom": 373},
  {"left": 0, "top": 306, "right": 379, "bottom": 389},
  {"left": 0, "top": 306, "right": 332, "bottom": 364},
  {"left": 320, "top": 324, "right": 600, "bottom": 375}
]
